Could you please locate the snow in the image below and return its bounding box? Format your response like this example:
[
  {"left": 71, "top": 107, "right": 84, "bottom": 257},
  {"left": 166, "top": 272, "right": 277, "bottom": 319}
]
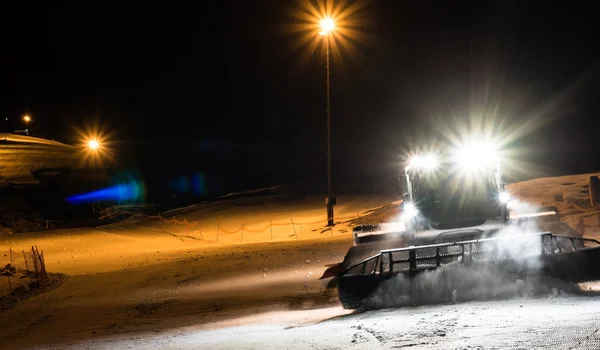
[
  {"left": 15, "top": 294, "right": 600, "bottom": 349},
  {"left": 216, "top": 185, "right": 284, "bottom": 199},
  {"left": 0, "top": 133, "right": 77, "bottom": 184},
  {"left": 0, "top": 174, "right": 600, "bottom": 349},
  {"left": 0, "top": 134, "right": 70, "bottom": 147},
  {"left": 0, "top": 194, "right": 392, "bottom": 348},
  {"left": 112, "top": 295, "right": 600, "bottom": 349},
  {"left": 507, "top": 173, "right": 600, "bottom": 239}
]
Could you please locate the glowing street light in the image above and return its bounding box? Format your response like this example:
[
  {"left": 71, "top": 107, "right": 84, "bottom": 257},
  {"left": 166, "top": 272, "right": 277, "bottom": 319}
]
[
  {"left": 87, "top": 139, "right": 100, "bottom": 172},
  {"left": 22, "top": 115, "right": 31, "bottom": 124},
  {"left": 319, "top": 18, "right": 335, "bottom": 36},
  {"left": 76, "top": 124, "right": 113, "bottom": 177},
  {"left": 88, "top": 139, "right": 99, "bottom": 150}
]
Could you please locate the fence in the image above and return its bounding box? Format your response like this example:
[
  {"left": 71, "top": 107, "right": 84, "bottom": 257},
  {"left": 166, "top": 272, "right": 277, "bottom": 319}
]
[
  {"left": 110, "top": 210, "right": 366, "bottom": 244},
  {"left": 1, "top": 246, "right": 47, "bottom": 275},
  {"left": 98, "top": 204, "right": 158, "bottom": 221},
  {"left": 1, "top": 246, "right": 47, "bottom": 294}
]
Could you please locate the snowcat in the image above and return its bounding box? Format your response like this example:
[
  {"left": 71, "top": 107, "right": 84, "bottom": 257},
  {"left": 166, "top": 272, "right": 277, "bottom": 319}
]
[{"left": 321, "top": 143, "right": 600, "bottom": 309}]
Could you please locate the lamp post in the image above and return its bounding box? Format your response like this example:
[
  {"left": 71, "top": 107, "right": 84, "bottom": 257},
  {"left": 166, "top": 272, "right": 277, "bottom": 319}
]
[
  {"left": 22, "top": 115, "right": 31, "bottom": 135},
  {"left": 319, "top": 18, "right": 335, "bottom": 227}
]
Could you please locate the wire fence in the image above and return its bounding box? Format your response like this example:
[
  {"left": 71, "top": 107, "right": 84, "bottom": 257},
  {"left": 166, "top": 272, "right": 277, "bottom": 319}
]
[
  {"left": 108, "top": 210, "right": 365, "bottom": 244},
  {"left": 1, "top": 246, "right": 47, "bottom": 275},
  {"left": 1, "top": 246, "right": 48, "bottom": 295}
]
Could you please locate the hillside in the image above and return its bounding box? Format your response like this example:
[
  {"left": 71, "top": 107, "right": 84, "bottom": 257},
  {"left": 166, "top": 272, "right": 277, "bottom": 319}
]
[
  {"left": 0, "top": 134, "right": 78, "bottom": 184},
  {"left": 1, "top": 173, "right": 600, "bottom": 349}
]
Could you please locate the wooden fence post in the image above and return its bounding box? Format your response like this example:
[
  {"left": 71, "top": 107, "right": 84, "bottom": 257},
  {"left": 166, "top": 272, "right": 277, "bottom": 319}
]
[
  {"left": 291, "top": 219, "right": 298, "bottom": 240},
  {"left": 591, "top": 176, "right": 600, "bottom": 207},
  {"left": 32, "top": 246, "right": 38, "bottom": 275},
  {"left": 23, "top": 251, "right": 29, "bottom": 271},
  {"left": 39, "top": 251, "right": 47, "bottom": 281},
  {"left": 35, "top": 246, "right": 43, "bottom": 277},
  {"left": 8, "top": 248, "right": 12, "bottom": 264}
]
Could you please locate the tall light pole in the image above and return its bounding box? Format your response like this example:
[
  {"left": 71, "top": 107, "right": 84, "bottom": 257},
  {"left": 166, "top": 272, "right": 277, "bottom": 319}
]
[{"left": 320, "top": 18, "right": 335, "bottom": 226}]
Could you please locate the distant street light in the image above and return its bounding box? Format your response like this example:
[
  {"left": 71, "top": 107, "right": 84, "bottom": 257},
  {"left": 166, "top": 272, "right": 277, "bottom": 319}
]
[
  {"left": 87, "top": 139, "right": 100, "bottom": 172},
  {"left": 22, "top": 115, "right": 32, "bottom": 135},
  {"left": 319, "top": 17, "right": 335, "bottom": 227}
]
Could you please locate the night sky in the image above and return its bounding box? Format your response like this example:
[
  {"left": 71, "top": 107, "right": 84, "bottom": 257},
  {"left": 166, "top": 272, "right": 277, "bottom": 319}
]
[{"left": 2, "top": 1, "right": 600, "bottom": 194}]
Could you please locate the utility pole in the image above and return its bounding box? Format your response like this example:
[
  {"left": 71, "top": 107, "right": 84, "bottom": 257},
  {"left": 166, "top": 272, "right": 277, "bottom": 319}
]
[
  {"left": 318, "top": 18, "right": 336, "bottom": 227},
  {"left": 325, "top": 34, "right": 334, "bottom": 226}
]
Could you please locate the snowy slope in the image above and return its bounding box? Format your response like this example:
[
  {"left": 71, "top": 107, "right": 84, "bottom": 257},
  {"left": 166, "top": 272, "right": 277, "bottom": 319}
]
[
  {"left": 0, "top": 174, "right": 599, "bottom": 349},
  {"left": 507, "top": 172, "right": 600, "bottom": 237},
  {"left": 0, "top": 134, "right": 78, "bottom": 183}
]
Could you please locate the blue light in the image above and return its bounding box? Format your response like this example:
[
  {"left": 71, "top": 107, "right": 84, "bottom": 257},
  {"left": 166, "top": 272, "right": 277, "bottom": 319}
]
[
  {"left": 170, "top": 173, "right": 207, "bottom": 195},
  {"left": 192, "top": 173, "right": 206, "bottom": 195},
  {"left": 66, "top": 182, "right": 145, "bottom": 204}
]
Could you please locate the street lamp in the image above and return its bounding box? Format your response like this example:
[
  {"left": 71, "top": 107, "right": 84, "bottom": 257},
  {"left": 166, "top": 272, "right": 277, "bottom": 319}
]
[
  {"left": 319, "top": 18, "right": 334, "bottom": 36},
  {"left": 320, "top": 17, "right": 335, "bottom": 227},
  {"left": 290, "top": 2, "right": 367, "bottom": 226},
  {"left": 22, "top": 115, "right": 32, "bottom": 135},
  {"left": 87, "top": 139, "right": 100, "bottom": 172}
]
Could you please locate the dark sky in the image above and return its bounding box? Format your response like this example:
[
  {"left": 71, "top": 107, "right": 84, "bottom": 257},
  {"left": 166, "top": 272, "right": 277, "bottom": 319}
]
[{"left": 2, "top": 1, "right": 600, "bottom": 185}]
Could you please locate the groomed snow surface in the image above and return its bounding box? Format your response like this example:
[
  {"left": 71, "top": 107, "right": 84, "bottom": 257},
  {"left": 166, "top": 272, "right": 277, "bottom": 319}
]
[
  {"left": 73, "top": 295, "right": 600, "bottom": 349},
  {"left": 0, "top": 134, "right": 77, "bottom": 184},
  {"left": 1, "top": 174, "right": 600, "bottom": 349}
]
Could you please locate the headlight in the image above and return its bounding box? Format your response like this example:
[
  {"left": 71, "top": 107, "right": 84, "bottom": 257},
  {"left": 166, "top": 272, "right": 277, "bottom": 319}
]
[
  {"left": 408, "top": 153, "right": 438, "bottom": 171},
  {"left": 421, "top": 154, "right": 438, "bottom": 170},
  {"left": 499, "top": 191, "right": 510, "bottom": 203},
  {"left": 454, "top": 141, "right": 497, "bottom": 171},
  {"left": 408, "top": 155, "right": 421, "bottom": 168},
  {"left": 402, "top": 202, "right": 418, "bottom": 218}
]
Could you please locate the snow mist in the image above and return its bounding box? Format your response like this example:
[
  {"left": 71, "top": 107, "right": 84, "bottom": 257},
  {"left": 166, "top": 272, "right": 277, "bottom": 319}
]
[{"left": 362, "top": 218, "right": 549, "bottom": 310}]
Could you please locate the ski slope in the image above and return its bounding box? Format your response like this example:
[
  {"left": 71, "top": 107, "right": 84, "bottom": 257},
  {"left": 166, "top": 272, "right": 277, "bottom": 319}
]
[
  {"left": 0, "top": 134, "right": 78, "bottom": 183},
  {"left": 0, "top": 174, "right": 599, "bottom": 349}
]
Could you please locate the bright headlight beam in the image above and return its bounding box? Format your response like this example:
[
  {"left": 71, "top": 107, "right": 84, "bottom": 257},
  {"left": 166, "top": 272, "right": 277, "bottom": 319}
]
[
  {"left": 408, "top": 155, "right": 421, "bottom": 168},
  {"left": 407, "top": 153, "right": 438, "bottom": 171},
  {"left": 402, "top": 202, "right": 418, "bottom": 219},
  {"left": 499, "top": 191, "right": 511, "bottom": 203},
  {"left": 421, "top": 154, "right": 438, "bottom": 170},
  {"left": 455, "top": 141, "right": 498, "bottom": 171}
]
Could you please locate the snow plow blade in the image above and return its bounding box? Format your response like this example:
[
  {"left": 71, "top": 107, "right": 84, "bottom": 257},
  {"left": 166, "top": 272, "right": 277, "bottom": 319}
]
[{"left": 337, "top": 232, "right": 600, "bottom": 309}]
